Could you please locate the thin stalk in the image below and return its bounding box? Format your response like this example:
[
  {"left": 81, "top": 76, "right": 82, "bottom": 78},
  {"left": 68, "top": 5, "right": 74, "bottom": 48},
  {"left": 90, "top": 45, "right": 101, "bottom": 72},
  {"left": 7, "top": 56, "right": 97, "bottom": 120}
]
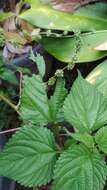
[
  {"left": 63, "top": 127, "right": 72, "bottom": 137},
  {"left": 0, "top": 94, "right": 21, "bottom": 115},
  {"left": 0, "top": 127, "right": 20, "bottom": 135},
  {"left": 52, "top": 124, "right": 60, "bottom": 140},
  {"left": 16, "top": 71, "right": 23, "bottom": 109}
]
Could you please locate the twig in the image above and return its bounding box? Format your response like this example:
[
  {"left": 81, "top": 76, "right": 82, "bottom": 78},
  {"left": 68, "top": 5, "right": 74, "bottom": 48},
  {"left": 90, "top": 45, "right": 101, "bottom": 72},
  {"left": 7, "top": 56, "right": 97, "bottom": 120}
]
[
  {"left": 63, "top": 127, "right": 72, "bottom": 137},
  {"left": 0, "top": 127, "right": 20, "bottom": 135},
  {"left": 0, "top": 94, "right": 21, "bottom": 115},
  {"left": 16, "top": 71, "right": 23, "bottom": 109}
]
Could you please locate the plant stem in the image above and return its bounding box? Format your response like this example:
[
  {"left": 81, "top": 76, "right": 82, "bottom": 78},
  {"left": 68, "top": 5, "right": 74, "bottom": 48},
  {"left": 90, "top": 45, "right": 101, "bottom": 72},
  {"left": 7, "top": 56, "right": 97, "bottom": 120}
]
[
  {"left": 16, "top": 71, "right": 23, "bottom": 109},
  {"left": 63, "top": 127, "right": 72, "bottom": 137},
  {"left": 0, "top": 127, "right": 20, "bottom": 135},
  {"left": 52, "top": 124, "right": 60, "bottom": 140},
  {"left": 0, "top": 94, "right": 20, "bottom": 115}
]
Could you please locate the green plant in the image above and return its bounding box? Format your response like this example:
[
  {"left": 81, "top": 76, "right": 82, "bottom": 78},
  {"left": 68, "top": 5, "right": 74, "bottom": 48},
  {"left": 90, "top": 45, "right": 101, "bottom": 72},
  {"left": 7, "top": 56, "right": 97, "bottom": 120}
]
[
  {"left": 19, "top": 0, "right": 107, "bottom": 63},
  {"left": 0, "top": 54, "right": 107, "bottom": 190}
]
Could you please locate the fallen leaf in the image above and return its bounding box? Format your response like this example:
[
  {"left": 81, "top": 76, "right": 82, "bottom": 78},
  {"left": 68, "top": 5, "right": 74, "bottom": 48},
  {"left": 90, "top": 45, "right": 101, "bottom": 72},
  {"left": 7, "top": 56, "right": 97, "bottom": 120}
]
[{"left": 4, "top": 31, "right": 27, "bottom": 45}]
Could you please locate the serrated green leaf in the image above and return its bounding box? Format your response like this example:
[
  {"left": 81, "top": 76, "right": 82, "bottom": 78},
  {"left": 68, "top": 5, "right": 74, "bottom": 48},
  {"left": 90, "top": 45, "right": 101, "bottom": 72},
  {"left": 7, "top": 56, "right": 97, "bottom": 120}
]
[
  {"left": 72, "top": 133, "right": 94, "bottom": 148},
  {"left": 0, "top": 125, "right": 56, "bottom": 187},
  {"left": 95, "top": 127, "right": 107, "bottom": 154},
  {"left": 53, "top": 144, "right": 107, "bottom": 190},
  {"left": 20, "top": 1, "right": 107, "bottom": 32},
  {"left": 86, "top": 60, "right": 107, "bottom": 98},
  {"left": 30, "top": 51, "right": 45, "bottom": 78},
  {"left": 63, "top": 74, "right": 107, "bottom": 132},
  {"left": 50, "top": 78, "right": 67, "bottom": 122},
  {"left": 20, "top": 74, "right": 52, "bottom": 125}
]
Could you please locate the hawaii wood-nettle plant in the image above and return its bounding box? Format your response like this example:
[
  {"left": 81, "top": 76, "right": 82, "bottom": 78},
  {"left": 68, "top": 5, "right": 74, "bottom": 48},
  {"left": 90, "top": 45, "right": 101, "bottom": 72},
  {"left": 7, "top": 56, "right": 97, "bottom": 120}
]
[
  {"left": 1, "top": 1, "right": 107, "bottom": 190},
  {"left": 0, "top": 53, "right": 107, "bottom": 190}
]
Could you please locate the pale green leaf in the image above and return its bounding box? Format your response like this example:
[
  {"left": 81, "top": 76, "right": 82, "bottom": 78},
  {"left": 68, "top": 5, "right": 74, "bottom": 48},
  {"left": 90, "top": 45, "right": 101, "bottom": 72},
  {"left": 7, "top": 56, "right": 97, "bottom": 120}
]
[
  {"left": 20, "top": 1, "right": 107, "bottom": 32},
  {"left": 63, "top": 74, "right": 107, "bottom": 132},
  {"left": 95, "top": 127, "right": 107, "bottom": 154},
  {"left": 71, "top": 133, "right": 94, "bottom": 148},
  {"left": 30, "top": 51, "right": 45, "bottom": 78},
  {"left": 86, "top": 60, "right": 107, "bottom": 98},
  {"left": 53, "top": 144, "right": 107, "bottom": 190},
  {"left": 50, "top": 78, "right": 67, "bottom": 122},
  {"left": 20, "top": 75, "right": 52, "bottom": 125},
  {"left": 0, "top": 125, "right": 56, "bottom": 187}
]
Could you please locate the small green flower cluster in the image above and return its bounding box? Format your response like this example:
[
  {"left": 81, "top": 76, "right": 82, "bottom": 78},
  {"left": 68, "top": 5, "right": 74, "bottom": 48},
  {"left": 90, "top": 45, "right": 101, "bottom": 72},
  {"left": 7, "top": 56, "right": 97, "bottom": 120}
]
[{"left": 0, "top": 28, "right": 5, "bottom": 47}]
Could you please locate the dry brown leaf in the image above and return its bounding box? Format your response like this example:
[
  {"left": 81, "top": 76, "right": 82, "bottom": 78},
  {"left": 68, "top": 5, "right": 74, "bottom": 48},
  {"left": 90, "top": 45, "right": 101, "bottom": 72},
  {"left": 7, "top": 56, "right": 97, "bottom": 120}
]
[
  {"left": 20, "top": 20, "right": 34, "bottom": 33},
  {"left": 4, "top": 31, "right": 27, "bottom": 45}
]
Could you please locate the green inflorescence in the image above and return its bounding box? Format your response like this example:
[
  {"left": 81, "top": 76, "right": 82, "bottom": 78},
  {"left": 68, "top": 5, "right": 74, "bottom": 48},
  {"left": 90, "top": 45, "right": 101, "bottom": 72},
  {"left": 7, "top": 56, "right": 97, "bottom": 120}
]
[{"left": 0, "top": 28, "right": 5, "bottom": 47}]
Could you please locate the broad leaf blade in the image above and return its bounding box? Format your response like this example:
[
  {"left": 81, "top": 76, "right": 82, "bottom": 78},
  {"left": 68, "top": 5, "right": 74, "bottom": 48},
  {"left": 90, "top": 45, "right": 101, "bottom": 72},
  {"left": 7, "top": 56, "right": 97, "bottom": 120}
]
[
  {"left": 20, "top": 1, "right": 107, "bottom": 32},
  {"left": 20, "top": 75, "right": 52, "bottom": 125},
  {"left": 0, "top": 126, "right": 56, "bottom": 187},
  {"left": 75, "top": 2, "right": 107, "bottom": 19},
  {"left": 95, "top": 127, "right": 107, "bottom": 154},
  {"left": 41, "top": 30, "right": 107, "bottom": 63},
  {"left": 53, "top": 144, "right": 107, "bottom": 190},
  {"left": 50, "top": 78, "right": 67, "bottom": 122},
  {"left": 63, "top": 74, "right": 107, "bottom": 132},
  {"left": 86, "top": 60, "right": 107, "bottom": 98}
]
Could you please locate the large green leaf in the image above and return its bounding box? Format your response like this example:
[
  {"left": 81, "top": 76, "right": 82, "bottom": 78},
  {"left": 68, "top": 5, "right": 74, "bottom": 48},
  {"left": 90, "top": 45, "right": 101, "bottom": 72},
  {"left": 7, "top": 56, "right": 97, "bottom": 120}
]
[
  {"left": 20, "top": 75, "right": 52, "bottom": 125},
  {"left": 63, "top": 74, "right": 107, "bottom": 132},
  {"left": 50, "top": 78, "right": 67, "bottom": 122},
  {"left": 41, "top": 31, "right": 107, "bottom": 63},
  {"left": 20, "top": 1, "right": 107, "bottom": 31},
  {"left": 0, "top": 125, "right": 56, "bottom": 187},
  {"left": 75, "top": 2, "right": 107, "bottom": 20},
  {"left": 53, "top": 144, "right": 107, "bottom": 190},
  {"left": 95, "top": 127, "right": 107, "bottom": 154},
  {"left": 86, "top": 60, "right": 107, "bottom": 98}
]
